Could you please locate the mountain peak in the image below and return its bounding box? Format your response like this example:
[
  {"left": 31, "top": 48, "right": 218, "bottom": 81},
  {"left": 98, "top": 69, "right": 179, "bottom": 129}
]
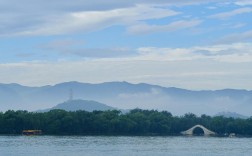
[{"left": 38, "top": 99, "right": 116, "bottom": 112}]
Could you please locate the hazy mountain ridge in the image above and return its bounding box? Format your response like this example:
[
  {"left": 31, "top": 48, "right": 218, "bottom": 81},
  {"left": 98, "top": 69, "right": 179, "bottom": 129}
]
[
  {"left": 0, "top": 81, "right": 252, "bottom": 116},
  {"left": 215, "top": 112, "right": 249, "bottom": 119}
]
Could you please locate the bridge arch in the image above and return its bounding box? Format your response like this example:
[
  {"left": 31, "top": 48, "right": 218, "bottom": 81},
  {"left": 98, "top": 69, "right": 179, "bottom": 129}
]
[{"left": 181, "top": 125, "right": 216, "bottom": 136}]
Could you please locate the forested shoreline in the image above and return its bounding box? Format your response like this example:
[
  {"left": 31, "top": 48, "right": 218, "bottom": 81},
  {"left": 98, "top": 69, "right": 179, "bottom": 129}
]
[{"left": 0, "top": 109, "right": 252, "bottom": 136}]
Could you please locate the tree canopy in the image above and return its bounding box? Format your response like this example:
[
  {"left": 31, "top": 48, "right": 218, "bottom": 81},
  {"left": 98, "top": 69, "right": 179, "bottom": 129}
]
[{"left": 0, "top": 109, "right": 252, "bottom": 136}]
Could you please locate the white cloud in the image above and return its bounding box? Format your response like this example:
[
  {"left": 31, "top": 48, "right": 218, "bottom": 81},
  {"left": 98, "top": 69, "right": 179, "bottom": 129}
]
[
  {"left": 136, "top": 47, "right": 201, "bottom": 61},
  {"left": 39, "top": 39, "right": 135, "bottom": 58},
  {"left": 0, "top": 0, "right": 227, "bottom": 36},
  {"left": 127, "top": 19, "right": 202, "bottom": 35},
  {"left": 235, "top": 0, "right": 252, "bottom": 6},
  {"left": 207, "top": 6, "right": 218, "bottom": 10},
  {"left": 3, "top": 5, "right": 180, "bottom": 36},
  {"left": 216, "top": 30, "right": 252, "bottom": 44},
  {"left": 134, "top": 42, "right": 252, "bottom": 62},
  {"left": 62, "top": 48, "right": 134, "bottom": 58},
  {"left": 231, "top": 23, "right": 246, "bottom": 28},
  {"left": 1, "top": 59, "right": 251, "bottom": 90},
  {"left": 214, "top": 53, "right": 252, "bottom": 62},
  {"left": 40, "top": 39, "right": 84, "bottom": 49},
  {"left": 1, "top": 42, "right": 252, "bottom": 89},
  {"left": 208, "top": 7, "right": 252, "bottom": 19}
]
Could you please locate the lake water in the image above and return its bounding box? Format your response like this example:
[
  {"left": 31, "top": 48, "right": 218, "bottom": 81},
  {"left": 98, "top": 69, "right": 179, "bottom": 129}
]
[{"left": 0, "top": 136, "right": 251, "bottom": 156}]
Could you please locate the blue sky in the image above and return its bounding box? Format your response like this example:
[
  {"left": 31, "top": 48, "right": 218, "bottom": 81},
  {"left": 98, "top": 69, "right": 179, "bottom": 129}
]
[{"left": 0, "top": 0, "right": 252, "bottom": 89}]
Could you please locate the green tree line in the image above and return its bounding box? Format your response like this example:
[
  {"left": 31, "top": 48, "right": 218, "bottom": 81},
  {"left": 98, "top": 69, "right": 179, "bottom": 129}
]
[{"left": 0, "top": 109, "right": 252, "bottom": 135}]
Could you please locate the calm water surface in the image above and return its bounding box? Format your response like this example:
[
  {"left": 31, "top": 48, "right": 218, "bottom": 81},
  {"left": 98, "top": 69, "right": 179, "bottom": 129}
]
[{"left": 0, "top": 136, "right": 251, "bottom": 156}]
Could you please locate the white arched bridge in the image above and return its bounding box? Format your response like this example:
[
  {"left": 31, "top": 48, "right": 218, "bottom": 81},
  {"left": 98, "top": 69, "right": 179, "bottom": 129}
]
[{"left": 181, "top": 125, "right": 216, "bottom": 136}]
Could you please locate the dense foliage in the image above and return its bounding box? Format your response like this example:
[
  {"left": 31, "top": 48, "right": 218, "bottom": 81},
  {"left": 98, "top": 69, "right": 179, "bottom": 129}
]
[{"left": 0, "top": 109, "right": 252, "bottom": 136}]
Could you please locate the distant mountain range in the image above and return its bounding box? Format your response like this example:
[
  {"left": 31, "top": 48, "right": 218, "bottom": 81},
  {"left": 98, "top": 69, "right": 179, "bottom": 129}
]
[
  {"left": 38, "top": 99, "right": 116, "bottom": 112},
  {"left": 0, "top": 81, "right": 252, "bottom": 116},
  {"left": 215, "top": 112, "right": 249, "bottom": 119}
]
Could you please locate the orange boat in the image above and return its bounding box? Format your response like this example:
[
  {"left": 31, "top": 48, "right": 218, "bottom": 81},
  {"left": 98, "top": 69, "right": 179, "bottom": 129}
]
[{"left": 22, "top": 130, "right": 42, "bottom": 135}]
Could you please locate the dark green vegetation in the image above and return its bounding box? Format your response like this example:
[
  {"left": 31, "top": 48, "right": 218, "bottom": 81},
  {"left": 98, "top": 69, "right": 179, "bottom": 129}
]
[
  {"left": 39, "top": 100, "right": 115, "bottom": 112},
  {"left": 0, "top": 109, "right": 252, "bottom": 136}
]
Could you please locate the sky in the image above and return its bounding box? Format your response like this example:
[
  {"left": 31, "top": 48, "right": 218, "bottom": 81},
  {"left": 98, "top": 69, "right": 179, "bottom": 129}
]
[{"left": 0, "top": 0, "right": 252, "bottom": 90}]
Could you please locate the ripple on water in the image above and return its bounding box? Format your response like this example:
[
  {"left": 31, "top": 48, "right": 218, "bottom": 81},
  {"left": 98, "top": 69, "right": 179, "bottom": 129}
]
[{"left": 0, "top": 136, "right": 252, "bottom": 156}]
